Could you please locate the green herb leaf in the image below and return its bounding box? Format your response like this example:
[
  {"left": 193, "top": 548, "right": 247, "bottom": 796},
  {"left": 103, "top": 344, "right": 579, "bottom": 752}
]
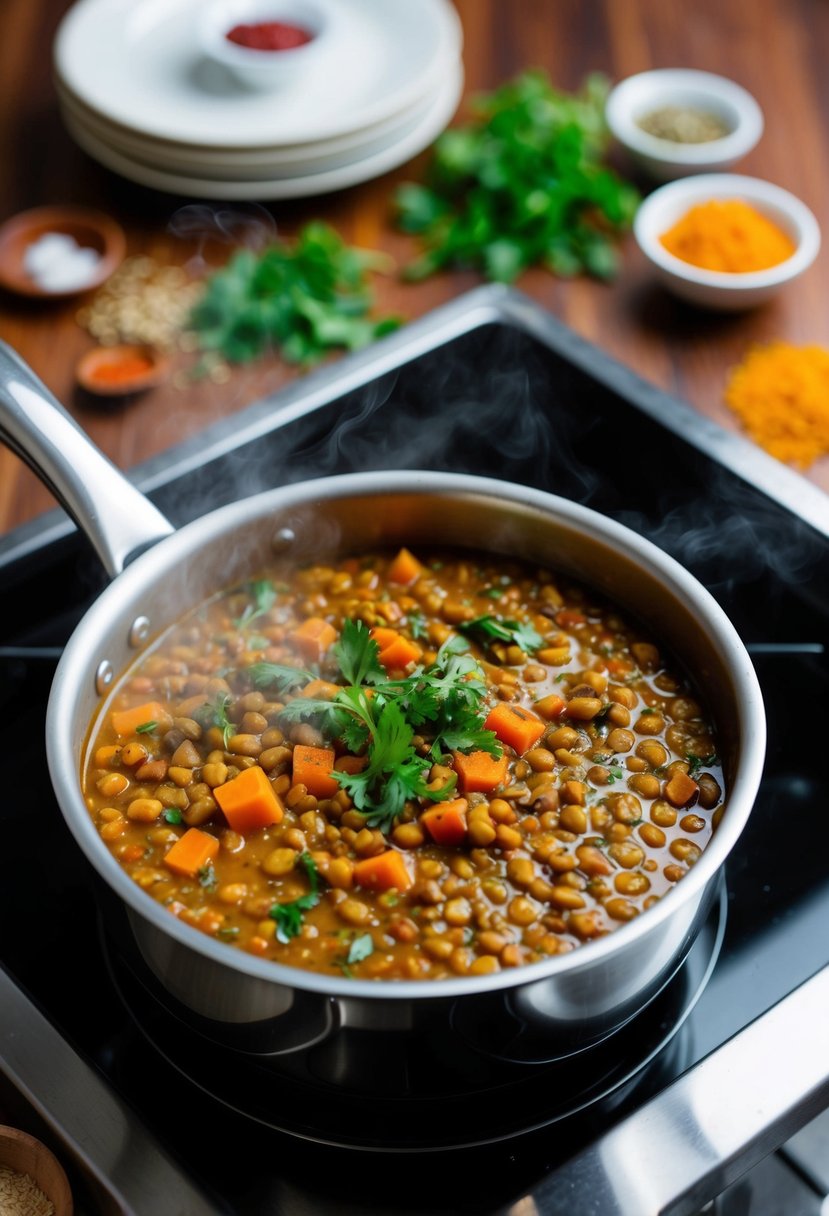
[
  {"left": 197, "top": 863, "right": 217, "bottom": 892},
  {"left": 407, "top": 610, "right": 428, "bottom": 640},
  {"left": 686, "top": 752, "right": 719, "bottom": 779},
  {"left": 189, "top": 223, "right": 401, "bottom": 367},
  {"left": 346, "top": 933, "right": 375, "bottom": 965},
  {"left": 607, "top": 766, "right": 624, "bottom": 784},
  {"left": 333, "top": 618, "right": 386, "bottom": 687},
  {"left": 459, "top": 614, "right": 543, "bottom": 653},
  {"left": 396, "top": 70, "right": 639, "bottom": 283},
  {"left": 269, "top": 852, "right": 320, "bottom": 943},
  {"left": 246, "top": 662, "right": 315, "bottom": 693},
  {"left": 135, "top": 720, "right": 158, "bottom": 734},
  {"left": 195, "top": 692, "right": 235, "bottom": 748},
  {"left": 235, "top": 579, "right": 277, "bottom": 628}
]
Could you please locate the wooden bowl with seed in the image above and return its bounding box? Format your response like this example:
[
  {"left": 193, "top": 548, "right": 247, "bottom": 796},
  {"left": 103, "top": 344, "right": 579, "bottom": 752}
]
[{"left": 0, "top": 1125, "right": 73, "bottom": 1215}]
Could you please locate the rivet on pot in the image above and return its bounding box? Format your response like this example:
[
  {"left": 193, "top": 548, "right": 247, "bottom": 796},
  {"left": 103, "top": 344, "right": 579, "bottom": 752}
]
[
  {"left": 129, "top": 616, "right": 151, "bottom": 648},
  {"left": 272, "top": 527, "right": 296, "bottom": 552},
  {"left": 96, "top": 660, "right": 114, "bottom": 696}
]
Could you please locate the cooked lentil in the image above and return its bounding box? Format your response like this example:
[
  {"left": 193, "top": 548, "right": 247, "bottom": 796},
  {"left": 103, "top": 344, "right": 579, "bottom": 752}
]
[{"left": 82, "top": 548, "right": 725, "bottom": 981}]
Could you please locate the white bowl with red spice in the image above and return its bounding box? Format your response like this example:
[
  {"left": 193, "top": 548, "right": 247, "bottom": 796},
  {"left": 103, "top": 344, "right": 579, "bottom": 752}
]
[
  {"left": 606, "top": 69, "right": 764, "bottom": 182},
  {"left": 634, "top": 173, "right": 821, "bottom": 310},
  {"left": 201, "top": 0, "right": 332, "bottom": 90}
]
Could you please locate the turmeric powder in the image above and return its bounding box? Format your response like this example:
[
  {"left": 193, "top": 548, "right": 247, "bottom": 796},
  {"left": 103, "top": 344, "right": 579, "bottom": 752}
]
[
  {"left": 661, "top": 199, "right": 795, "bottom": 272},
  {"left": 724, "top": 342, "right": 829, "bottom": 467}
]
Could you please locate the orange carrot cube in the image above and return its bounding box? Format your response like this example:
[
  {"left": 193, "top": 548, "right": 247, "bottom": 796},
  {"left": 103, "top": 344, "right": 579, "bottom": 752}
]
[
  {"left": 485, "top": 703, "right": 546, "bottom": 754},
  {"left": 452, "top": 749, "right": 509, "bottom": 794},
  {"left": 292, "top": 744, "right": 339, "bottom": 799},
  {"left": 163, "top": 827, "right": 219, "bottom": 878},
  {"left": 353, "top": 850, "right": 412, "bottom": 892},
  {"left": 214, "top": 765, "right": 284, "bottom": 835},
  {"left": 421, "top": 798, "right": 468, "bottom": 847},
  {"left": 388, "top": 547, "right": 423, "bottom": 586},
  {"left": 378, "top": 635, "right": 422, "bottom": 672},
  {"left": 110, "top": 700, "right": 170, "bottom": 738},
  {"left": 370, "top": 626, "right": 400, "bottom": 651},
  {"left": 663, "top": 770, "right": 700, "bottom": 808},
  {"left": 291, "top": 617, "right": 337, "bottom": 661},
  {"left": 533, "top": 694, "right": 567, "bottom": 720}
]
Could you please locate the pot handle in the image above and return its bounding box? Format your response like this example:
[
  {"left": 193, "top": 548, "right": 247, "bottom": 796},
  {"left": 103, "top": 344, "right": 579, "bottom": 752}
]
[{"left": 0, "top": 340, "right": 174, "bottom": 577}]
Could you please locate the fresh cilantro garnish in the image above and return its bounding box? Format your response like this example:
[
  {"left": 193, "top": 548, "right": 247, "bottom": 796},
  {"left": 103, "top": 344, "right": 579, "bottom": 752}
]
[
  {"left": 269, "top": 852, "right": 320, "bottom": 943},
  {"left": 189, "top": 222, "right": 400, "bottom": 367},
  {"left": 407, "top": 610, "right": 428, "bottom": 641},
  {"left": 197, "top": 863, "right": 217, "bottom": 892},
  {"left": 195, "top": 692, "right": 234, "bottom": 748},
  {"left": 687, "top": 753, "right": 719, "bottom": 779},
  {"left": 483, "top": 587, "right": 505, "bottom": 599},
  {"left": 396, "top": 71, "right": 638, "bottom": 283},
  {"left": 458, "top": 614, "right": 543, "bottom": 653},
  {"left": 346, "top": 933, "right": 374, "bottom": 965},
  {"left": 278, "top": 626, "right": 498, "bottom": 834},
  {"left": 235, "top": 579, "right": 277, "bottom": 629},
  {"left": 246, "top": 662, "right": 315, "bottom": 694},
  {"left": 217, "top": 926, "right": 240, "bottom": 940},
  {"left": 607, "top": 766, "right": 624, "bottom": 784},
  {"left": 247, "top": 636, "right": 269, "bottom": 651},
  {"left": 162, "top": 808, "right": 183, "bottom": 824},
  {"left": 333, "top": 618, "right": 387, "bottom": 687},
  {"left": 135, "top": 720, "right": 158, "bottom": 734}
]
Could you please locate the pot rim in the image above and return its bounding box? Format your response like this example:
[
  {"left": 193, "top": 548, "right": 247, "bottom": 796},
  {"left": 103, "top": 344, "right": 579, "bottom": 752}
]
[{"left": 47, "top": 470, "right": 766, "bottom": 1001}]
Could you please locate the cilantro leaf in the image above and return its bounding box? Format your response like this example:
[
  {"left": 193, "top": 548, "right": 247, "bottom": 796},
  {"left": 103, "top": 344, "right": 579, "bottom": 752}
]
[
  {"left": 687, "top": 752, "right": 719, "bottom": 779},
  {"left": 346, "top": 933, "right": 375, "bottom": 965},
  {"left": 333, "top": 619, "right": 386, "bottom": 686},
  {"left": 194, "top": 692, "right": 235, "bottom": 748},
  {"left": 246, "top": 662, "right": 315, "bottom": 694},
  {"left": 197, "top": 863, "right": 217, "bottom": 892},
  {"left": 135, "top": 720, "right": 158, "bottom": 734},
  {"left": 235, "top": 579, "right": 277, "bottom": 629},
  {"left": 269, "top": 852, "right": 320, "bottom": 943},
  {"left": 459, "top": 614, "right": 543, "bottom": 654}
]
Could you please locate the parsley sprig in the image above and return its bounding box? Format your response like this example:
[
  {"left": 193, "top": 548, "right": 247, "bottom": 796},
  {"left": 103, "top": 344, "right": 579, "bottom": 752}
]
[
  {"left": 269, "top": 852, "right": 320, "bottom": 943},
  {"left": 234, "top": 579, "right": 277, "bottom": 629},
  {"left": 278, "top": 622, "right": 500, "bottom": 834},
  {"left": 195, "top": 692, "right": 235, "bottom": 748}
]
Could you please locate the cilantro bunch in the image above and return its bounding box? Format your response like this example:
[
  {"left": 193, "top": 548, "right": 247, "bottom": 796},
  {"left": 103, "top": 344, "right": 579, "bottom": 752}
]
[
  {"left": 396, "top": 71, "right": 640, "bottom": 283},
  {"left": 269, "top": 621, "right": 500, "bottom": 834},
  {"left": 189, "top": 222, "right": 401, "bottom": 365}
]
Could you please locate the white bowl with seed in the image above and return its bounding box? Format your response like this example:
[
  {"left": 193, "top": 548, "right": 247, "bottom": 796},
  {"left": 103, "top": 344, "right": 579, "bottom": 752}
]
[{"left": 606, "top": 68, "right": 764, "bottom": 181}]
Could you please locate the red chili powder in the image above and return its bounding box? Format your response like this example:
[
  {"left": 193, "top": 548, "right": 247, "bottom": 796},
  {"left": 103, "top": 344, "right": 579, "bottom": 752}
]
[
  {"left": 91, "top": 353, "right": 154, "bottom": 385},
  {"left": 226, "top": 21, "right": 313, "bottom": 51}
]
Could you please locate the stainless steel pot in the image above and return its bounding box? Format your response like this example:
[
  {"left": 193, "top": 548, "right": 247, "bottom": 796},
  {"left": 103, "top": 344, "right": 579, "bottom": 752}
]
[{"left": 0, "top": 342, "right": 766, "bottom": 1090}]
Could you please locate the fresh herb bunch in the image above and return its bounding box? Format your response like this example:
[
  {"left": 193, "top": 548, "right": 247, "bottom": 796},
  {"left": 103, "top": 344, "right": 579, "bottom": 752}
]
[
  {"left": 396, "top": 71, "right": 639, "bottom": 283},
  {"left": 275, "top": 621, "right": 500, "bottom": 834},
  {"left": 459, "top": 614, "right": 543, "bottom": 653},
  {"left": 190, "top": 222, "right": 401, "bottom": 365}
]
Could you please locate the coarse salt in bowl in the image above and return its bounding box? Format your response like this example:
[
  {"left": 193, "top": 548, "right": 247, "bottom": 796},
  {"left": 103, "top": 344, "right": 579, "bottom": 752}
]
[
  {"left": 633, "top": 173, "right": 821, "bottom": 310},
  {"left": 606, "top": 69, "right": 764, "bottom": 182},
  {"left": 200, "top": 0, "right": 332, "bottom": 91}
]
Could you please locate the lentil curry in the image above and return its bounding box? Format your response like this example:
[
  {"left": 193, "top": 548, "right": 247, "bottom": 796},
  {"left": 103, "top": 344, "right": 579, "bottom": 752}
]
[{"left": 83, "top": 547, "right": 724, "bottom": 981}]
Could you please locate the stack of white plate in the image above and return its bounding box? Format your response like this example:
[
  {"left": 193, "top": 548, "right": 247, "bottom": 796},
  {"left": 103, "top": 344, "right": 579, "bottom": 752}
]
[{"left": 54, "top": 0, "right": 463, "bottom": 200}]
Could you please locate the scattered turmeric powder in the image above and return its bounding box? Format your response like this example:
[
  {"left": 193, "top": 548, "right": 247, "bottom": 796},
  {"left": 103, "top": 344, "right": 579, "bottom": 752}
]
[
  {"left": 724, "top": 342, "right": 829, "bottom": 467},
  {"left": 661, "top": 199, "right": 795, "bottom": 272}
]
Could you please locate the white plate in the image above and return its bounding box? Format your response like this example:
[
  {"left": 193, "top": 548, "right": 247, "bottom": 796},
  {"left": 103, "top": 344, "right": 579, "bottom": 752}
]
[
  {"left": 54, "top": 0, "right": 462, "bottom": 149},
  {"left": 56, "top": 74, "right": 446, "bottom": 175},
  {"left": 61, "top": 63, "right": 463, "bottom": 198}
]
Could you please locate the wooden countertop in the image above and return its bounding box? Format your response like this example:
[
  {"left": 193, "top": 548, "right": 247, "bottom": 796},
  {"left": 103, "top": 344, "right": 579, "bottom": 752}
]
[{"left": 1, "top": 0, "right": 828, "bottom": 536}]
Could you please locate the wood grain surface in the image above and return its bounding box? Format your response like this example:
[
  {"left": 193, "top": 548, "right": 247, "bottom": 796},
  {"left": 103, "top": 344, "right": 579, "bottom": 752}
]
[{"left": 1, "top": 0, "right": 827, "bottom": 536}]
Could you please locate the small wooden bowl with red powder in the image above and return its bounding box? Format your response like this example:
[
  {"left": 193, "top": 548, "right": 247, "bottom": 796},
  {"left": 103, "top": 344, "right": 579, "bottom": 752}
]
[{"left": 76, "top": 344, "right": 168, "bottom": 396}]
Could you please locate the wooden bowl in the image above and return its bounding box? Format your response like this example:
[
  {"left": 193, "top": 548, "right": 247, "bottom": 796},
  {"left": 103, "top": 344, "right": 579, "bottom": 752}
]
[
  {"left": 0, "top": 1125, "right": 73, "bottom": 1215},
  {"left": 0, "top": 205, "right": 125, "bottom": 299},
  {"left": 76, "top": 343, "right": 169, "bottom": 396}
]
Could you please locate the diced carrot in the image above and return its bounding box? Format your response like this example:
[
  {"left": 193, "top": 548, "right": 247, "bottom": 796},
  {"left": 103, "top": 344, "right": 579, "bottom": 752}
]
[
  {"left": 533, "top": 693, "right": 567, "bottom": 720},
  {"left": 353, "top": 850, "right": 413, "bottom": 892},
  {"left": 110, "top": 700, "right": 169, "bottom": 738},
  {"left": 291, "top": 617, "right": 337, "bottom": 662},
  {"left": 163, "top": 827, "right": 219, "bottom": 878},
  {"left": 556, "top": 609, "right": 587, "bottom": 628},
  {"left": 214, "top": 765, "right": 284, "bottom": 835},
  {"left": 334, "top": 754, "right": 369, "bottom": 775},
  {"left": 452, "top": 749, "right": 509, "bottom": 794},
  {"left": 292, "top": 744, "right": 339, "bottom": 798},
  {"left": 663, "top": 770, "right": 700, "bottom": 808},
  {"left": 421, "top": 798, "right": 468, "bottom": 847},
  {"left": 485, "top": 703, "right": 546, "bottom": 754},
  {"left": 388, "top": 547, "right": 423, "bottom": 586},
  {"left": 370, "top": 626, "right": 400, "bottom": 651},
  {"left": 378, "top": 635, "right": 422, "bottom": 672}
]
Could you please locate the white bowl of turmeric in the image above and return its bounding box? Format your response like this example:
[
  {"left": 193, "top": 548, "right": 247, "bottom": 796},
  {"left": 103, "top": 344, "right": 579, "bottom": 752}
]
[{"left": 633, "top": 173, "right": 820, "bottom": 310}]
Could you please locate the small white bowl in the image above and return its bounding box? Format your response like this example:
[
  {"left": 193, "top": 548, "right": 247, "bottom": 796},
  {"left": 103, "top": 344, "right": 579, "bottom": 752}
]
[
  {"left": 606, "top": 69, "right": 763, "bottom": 181},
  {"left": 634, "top": 174, "right": 821, "bottom": 310},
  {"left": 201, "top": 0, "right": 331, "bottom": 91}
]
